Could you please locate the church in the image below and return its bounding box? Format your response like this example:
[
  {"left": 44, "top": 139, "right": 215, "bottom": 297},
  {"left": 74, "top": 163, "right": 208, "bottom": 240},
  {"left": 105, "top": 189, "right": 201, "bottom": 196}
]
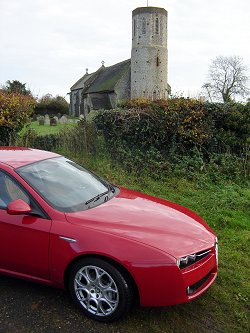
[{"left": 69, "top": 6, "right": 170, "bottom": 117}]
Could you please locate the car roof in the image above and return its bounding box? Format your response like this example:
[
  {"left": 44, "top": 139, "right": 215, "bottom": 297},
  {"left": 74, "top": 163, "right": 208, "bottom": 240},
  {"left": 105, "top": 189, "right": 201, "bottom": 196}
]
[{"left": 0, "top": 147, "right": 60, "bottom": 168}]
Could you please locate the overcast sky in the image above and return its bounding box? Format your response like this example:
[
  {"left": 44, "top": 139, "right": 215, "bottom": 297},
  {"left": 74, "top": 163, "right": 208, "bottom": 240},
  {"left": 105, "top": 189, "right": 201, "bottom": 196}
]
[{"left": 0, "top": 0, "right": 249, "bottom": 100}]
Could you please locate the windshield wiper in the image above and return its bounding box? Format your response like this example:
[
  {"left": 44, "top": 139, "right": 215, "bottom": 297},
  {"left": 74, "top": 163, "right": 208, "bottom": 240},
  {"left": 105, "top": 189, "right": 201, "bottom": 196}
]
[
  {"left": 106, "top": 183, "right": 116, "bottom": 193},
  {"left": 85, "top": 190, "right": 110, "bottom": 205}
]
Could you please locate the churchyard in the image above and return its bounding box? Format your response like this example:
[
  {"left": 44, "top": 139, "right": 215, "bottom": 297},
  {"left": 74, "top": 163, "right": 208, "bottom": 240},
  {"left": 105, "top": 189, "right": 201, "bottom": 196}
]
[{"left": 26, "top": 114, "right": 77, "bottom": 135}]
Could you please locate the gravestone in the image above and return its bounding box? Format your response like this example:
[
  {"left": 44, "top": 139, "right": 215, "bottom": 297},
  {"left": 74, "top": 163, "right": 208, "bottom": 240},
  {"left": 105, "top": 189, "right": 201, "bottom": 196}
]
[
  {"left": 38, "top": 116, "right": 45, "bottom": 125},
  {"left": 50, "top": 117, "right": 57, "bottom": 126},
  {"left": 44, "top": 114, "right": 50, "bottom": 125},
  {"left": 59, "top": 115, "right": 68, "bottom": 124}
]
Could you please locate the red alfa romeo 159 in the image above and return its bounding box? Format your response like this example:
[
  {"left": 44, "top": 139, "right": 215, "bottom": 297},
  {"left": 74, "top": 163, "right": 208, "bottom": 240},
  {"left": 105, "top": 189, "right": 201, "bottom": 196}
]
[{"left": 0, "top": 147, "right": 218, "bottom": 322}]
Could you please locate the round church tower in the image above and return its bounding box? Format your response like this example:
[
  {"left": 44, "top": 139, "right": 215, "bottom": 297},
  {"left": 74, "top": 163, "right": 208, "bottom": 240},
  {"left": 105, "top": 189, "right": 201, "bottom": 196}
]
[{"left": 131, "top": 7, "right": 168, "bottom": 100}]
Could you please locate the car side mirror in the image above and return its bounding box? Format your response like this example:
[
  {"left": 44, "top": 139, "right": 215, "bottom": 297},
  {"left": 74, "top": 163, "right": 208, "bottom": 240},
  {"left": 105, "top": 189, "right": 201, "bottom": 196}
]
[{"left": 7, "top": 199, "right": 32, "bottom": 215}]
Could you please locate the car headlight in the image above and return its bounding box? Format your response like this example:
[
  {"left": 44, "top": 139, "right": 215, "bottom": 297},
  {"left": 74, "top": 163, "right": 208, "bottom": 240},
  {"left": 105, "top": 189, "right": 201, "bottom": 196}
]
[
  {"left": 215, "top": 237, "right": 219, "bottom": 265},
  {"left": 176, "top": 253, "right": 197, "bottom": 268},
  {"left": 177, "top": 248, "right": 213, "bottom": 269}
]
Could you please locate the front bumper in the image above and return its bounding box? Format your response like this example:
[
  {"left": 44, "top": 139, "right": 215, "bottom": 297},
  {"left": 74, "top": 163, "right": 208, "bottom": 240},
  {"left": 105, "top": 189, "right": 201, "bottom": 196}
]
[
  {"left": 182, "top": 247, "right": 217, "bottom": 300},
  {"left": 135, "top": 245, "right": 218, "bottom": 307}
]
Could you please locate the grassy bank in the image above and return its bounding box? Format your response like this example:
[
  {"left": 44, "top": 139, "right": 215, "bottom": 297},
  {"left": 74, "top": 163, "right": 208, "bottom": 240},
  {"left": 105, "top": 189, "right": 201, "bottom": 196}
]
[{"left": 54, "top": 148, "right": 250, "bottom": 333}]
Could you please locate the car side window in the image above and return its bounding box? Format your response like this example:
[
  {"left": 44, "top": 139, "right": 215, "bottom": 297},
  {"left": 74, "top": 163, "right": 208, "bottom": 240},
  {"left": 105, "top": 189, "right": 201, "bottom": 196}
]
[{"left": 0, "top": 171, "right": 30, "bottom": 209}]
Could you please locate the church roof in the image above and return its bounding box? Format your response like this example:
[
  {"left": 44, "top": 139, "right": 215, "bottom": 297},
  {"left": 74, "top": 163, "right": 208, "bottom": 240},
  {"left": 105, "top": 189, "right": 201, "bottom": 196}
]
[
  {"left": 70, "top": 73, "right": 93, "bottom": 91},
  {"left": 82, "top": 59, "right": 131, "bottom": 94}
]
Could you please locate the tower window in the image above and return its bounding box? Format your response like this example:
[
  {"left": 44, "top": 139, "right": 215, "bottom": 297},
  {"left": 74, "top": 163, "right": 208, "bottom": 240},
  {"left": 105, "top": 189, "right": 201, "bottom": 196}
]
[
  {"left": 142, "top": 17, "right": 146, "bottom": 34},
  {"left": 155, "top": 17, "right": 159, "bottom": 34},
  {"left": 156, "top": 56, "right": 160, "bottom": 66}
]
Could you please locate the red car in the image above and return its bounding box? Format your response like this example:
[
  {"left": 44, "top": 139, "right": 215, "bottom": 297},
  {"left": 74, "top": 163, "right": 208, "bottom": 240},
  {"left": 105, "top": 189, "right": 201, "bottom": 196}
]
[{"left": 0, "top": 147, "right": 218, "bottom": 322}]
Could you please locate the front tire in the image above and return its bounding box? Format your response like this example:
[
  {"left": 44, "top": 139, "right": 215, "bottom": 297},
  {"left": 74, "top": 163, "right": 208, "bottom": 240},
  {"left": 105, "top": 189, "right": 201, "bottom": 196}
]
[{"left": 68, "top": 257, "right": 133, "bottom": 322}]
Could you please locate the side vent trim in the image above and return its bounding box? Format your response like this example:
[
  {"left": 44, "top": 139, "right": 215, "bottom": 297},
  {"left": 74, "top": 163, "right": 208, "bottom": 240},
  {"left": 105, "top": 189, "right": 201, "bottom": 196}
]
[{"left": 59, "top": 236, "right": 77, "bottom": 243}]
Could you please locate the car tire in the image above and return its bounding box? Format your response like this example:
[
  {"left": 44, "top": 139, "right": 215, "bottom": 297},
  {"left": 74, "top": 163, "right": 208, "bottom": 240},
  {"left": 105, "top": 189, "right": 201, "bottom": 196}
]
[{"left": 68, "top": 257, "right": 134, "bottom": 322}]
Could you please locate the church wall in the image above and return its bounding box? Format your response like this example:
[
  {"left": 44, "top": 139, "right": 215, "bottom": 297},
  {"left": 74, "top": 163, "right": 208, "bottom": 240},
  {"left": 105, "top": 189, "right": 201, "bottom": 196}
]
[
  {"left": 90, "top": 93, "right": 112, "bottom": 110},
  {"left": 109, "top": 93, "right": 117, "bottom": 109},
  {"left": 131, "top": 7, "right": 168, "bottom": 100},
  {"left": 70, "top": 89, "right": 82, "bottom": 116},
  {"left": 115, "top": 67, "right": 131, "bottom": 103},
  {"left": 82, "top": 94, "right": 92, "bottom": 117},
  {"left": 69, "top": 92, "right": 74, "bottom": 115}
]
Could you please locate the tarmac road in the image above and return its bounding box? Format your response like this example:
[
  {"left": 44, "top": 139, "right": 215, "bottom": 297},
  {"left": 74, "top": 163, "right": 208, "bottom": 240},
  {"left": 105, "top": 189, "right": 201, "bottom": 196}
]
[
  {"left": 0, "top": 275, "right": 121, "bottom": 333},
  {"left": 0, "top": 275, "right": 227, "bottom": 333}
]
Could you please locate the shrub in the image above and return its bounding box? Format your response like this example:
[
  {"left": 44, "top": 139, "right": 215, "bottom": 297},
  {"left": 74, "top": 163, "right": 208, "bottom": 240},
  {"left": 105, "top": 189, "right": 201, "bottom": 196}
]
[
  {"left": 59, "top": 119, "right": 98, "bottom": 155},
  {"left": 18, "top": 129, "right": 60, "bottom": 151},
  {"left": 35, "top": 94, "right": 69, "bottom": 116},
  {"left": 0, "top": 91, "right": 36, "bottom": 145},
  {"left": 94, "top": 98, "right": 249, "bottom": 180},
  {"left": 33, "top": 134, "right": 60, "bottom": 151}
]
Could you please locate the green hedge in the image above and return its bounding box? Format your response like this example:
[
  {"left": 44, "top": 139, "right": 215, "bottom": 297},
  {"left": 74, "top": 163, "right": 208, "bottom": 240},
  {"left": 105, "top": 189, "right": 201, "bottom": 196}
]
[
  {"left": 17, "top": 98, "right": 249, "bottom": 181},
  {"left": 94, "top": 98, "right": 250, "bottom": 179},
  {"left": 18, "top": 129, "right": 60, "bottom": 151}
]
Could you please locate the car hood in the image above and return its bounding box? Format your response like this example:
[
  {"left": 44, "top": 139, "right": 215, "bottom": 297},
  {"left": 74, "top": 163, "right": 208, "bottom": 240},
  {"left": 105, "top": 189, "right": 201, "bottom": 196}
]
[{"left": 65, "top": 187, "right": 215, "bottom": 258}]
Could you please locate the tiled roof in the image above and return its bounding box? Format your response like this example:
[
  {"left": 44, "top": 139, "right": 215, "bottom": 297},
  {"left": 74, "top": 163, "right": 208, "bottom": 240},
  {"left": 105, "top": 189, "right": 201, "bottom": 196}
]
[
  {"left": 70, "top": 73, "right": 93, "bottom": 91},
  {"left": 83, "top": 59, "right": 131, "bottom": 94}
]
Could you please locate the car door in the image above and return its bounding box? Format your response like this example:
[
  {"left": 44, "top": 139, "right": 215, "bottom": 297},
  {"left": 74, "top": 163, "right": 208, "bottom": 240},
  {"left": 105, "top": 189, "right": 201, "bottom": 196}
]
[{"left": 0, "top": 170, "right": 52, "bottom": 280}]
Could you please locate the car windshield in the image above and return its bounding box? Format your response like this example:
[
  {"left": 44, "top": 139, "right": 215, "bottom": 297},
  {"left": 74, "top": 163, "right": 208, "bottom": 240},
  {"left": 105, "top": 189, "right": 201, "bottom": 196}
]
[{"left": 16, "top": 157, "right": 116, "bottom": 212}]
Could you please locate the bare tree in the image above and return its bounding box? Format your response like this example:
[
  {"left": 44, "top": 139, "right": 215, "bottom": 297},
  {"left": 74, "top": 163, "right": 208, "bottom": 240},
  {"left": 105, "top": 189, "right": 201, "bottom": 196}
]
[{"left": 203, "top": 56, "right": 249, "bottom": 103}]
